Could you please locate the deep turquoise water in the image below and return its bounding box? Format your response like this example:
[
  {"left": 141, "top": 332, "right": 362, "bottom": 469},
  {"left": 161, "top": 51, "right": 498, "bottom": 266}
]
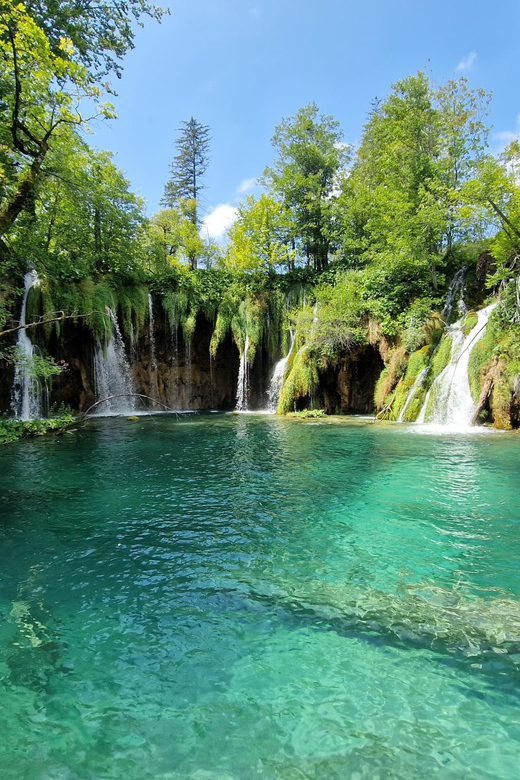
[{"left": 1, "top": 414, "right": 520, "bottom": 779}]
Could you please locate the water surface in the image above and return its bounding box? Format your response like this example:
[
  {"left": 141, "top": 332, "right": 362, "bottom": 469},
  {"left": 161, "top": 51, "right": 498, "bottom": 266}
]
[{"left": 1, "top": 415, "right": 519, "bottom": 779}]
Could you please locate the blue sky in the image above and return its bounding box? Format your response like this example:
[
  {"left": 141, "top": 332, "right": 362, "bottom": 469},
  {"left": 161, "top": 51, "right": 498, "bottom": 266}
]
[{"left": 90, "top": 0, "right": 520, "bottom": 239}]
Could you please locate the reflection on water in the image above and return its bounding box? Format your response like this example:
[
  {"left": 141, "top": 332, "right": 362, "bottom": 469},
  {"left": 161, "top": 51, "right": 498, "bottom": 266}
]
[{"left": 1, "top": 415, "right": 520, "bottom": 779}]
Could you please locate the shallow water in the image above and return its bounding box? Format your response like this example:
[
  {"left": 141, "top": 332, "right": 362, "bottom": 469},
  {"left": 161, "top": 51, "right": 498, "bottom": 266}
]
[{"left": 1, "top": 414, "right": 520, "bottom": 779}]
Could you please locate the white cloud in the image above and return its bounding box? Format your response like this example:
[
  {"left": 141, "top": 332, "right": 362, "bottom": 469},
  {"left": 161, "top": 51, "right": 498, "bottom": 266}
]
[
  {"left": 493, "top": 114, "right": 520, "bottom": 150},
  {"left": 495, "top": 130, "right": 518, "bottom": 143},
  {"left": 201, "top": 205, "right": 238, "bottom": 240},
  {"left": 456, "top": 51, "right": 477, "bottom": 72},
  {"left": 236, "top": 177, "right": 257, "bottom": 195}
]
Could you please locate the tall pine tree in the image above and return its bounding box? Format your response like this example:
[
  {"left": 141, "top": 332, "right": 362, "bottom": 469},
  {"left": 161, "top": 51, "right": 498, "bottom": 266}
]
[{"left": 161, "top": 118, "right": 211, "bottom": 228}]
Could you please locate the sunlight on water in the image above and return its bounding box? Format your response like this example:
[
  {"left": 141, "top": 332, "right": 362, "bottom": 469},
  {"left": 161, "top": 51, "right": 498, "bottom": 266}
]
[{"left": 1, "top": 415, "right": 520, "bottom": 779}]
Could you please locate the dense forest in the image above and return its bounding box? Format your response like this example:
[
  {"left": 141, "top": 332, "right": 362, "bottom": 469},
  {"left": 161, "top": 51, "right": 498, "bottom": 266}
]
[{"left": 2, "top": 0, "right": 520, "bottom": 435}]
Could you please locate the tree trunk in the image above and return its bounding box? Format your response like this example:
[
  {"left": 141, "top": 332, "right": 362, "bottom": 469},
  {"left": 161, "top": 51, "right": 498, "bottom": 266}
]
[{"left": 0, "top": 155, "right": 45, "bottom": 240}]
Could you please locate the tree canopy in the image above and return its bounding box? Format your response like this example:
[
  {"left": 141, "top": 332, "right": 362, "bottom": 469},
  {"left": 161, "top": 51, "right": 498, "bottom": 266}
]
[
  {"left": 0, "top": 0, "right": 164, "bottom": 245},
  {"left": 262, "top": 102, "right": 350, "bottom": 272}
]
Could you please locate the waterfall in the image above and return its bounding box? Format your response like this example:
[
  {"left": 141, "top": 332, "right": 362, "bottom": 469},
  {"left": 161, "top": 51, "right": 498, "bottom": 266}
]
[
  {"left": 416, "top": 303, "right": 496, "bottom": 428},
  {"left": 148, "top": 293, "right": 158, "bottom": 398},
  {"left": 267, "top": 331, "right": 295, "bottom": 412},
  {"left": 235, "top": 333, "right": 250, "bottom": 411},
  {"left": 209, "top": 353, "right": 216, "bottom": 408},
  {"left": 442, "top": 267, "right": 468, "bottom": 325},
  {"left": 185, "top": 340, "right": 193, "bottom": 408},
  {"left": 11, "top": 271, "right": 45, "bottom": 420},
  {"left": 93, "top": 310, "right": 137, "bottom": 414}
]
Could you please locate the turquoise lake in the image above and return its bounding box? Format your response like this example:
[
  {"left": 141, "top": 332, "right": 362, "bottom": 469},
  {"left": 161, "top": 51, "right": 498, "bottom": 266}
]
[{"left": 1, "top": 414, "right": 520, "bottom": 779}]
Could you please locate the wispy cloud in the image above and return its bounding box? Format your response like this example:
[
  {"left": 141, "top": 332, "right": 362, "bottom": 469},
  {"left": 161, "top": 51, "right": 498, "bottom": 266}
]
[
  {"left": 201, "top": 204, "right": 238, "bottom": 240},
  {"left": 493, "top": 114, "right": 520, "bottom": 150},
  {"left": 494, "top": 130, "right": 518, "bottom": 143},
  {"left": 456, "top": 51, "right": 477, "bottom": 72},
  {"left": 236, "top": 177, "right": 257, "bottom": 195}
]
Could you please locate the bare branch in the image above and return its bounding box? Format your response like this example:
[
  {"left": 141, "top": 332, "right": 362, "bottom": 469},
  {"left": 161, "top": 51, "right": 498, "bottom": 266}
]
[
  {"left": 0, "top": 310, "right": 108, "bottom": 338},
  {"left": 81, "top": 394, "right": 179, "bottom": 417}
]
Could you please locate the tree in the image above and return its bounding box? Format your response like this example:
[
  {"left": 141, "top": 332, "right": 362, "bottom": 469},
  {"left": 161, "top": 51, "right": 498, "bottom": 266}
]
[
  {"left": 262, "top": 103, "right": 349, "bottom": 272},
  {"left": 22, "top": 0, "right": 165, "bottom": 82},
  {"left": 9, "top": 134, "right": 148, "bottom": 279},
  {"left": 161, "top": 118, "right": 211, "bottom": 233},
  {"left": 224, "top": 193, "right": 294, "bottom": 273},
  {"left": 146, "top": 206, "right": 209, "bottom": 272},
  {"left": 460, "top": 142, "right": 520, "bottom": 317},
  {"left": 0, "top": 0, "right": 164, "bottom": 244},
  {"left": 334, "top": 73, "right": 491, "bottom": 296}
]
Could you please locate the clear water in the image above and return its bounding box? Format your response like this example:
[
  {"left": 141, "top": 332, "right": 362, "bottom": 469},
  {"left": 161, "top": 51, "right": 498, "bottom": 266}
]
[{"left": 1, "top": 414, "right": 520, "bottom": 780}]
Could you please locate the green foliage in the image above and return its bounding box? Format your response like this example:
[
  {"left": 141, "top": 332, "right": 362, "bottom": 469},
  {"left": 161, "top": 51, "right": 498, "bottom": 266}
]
[
  {"left": 374, "top": 347, "right": 408, "bottom": 413},
  {"left": 210, "top": 287, "right": 267, "bottom": 361},
  {"left": 0, "top": 411, "right": 76, "bottom": 444},
  {"left": 34, "top": 277, "right": 152, "bottom": 342},
  {"left": 11, "top": 347, "right": 63, "bottom": 379},
  {"left": 278, "top": 347, "right": 319, "bottom": 414},
  {"left": 289, "top": 271, "right": 369, "bottom": 364},
  {"left": 263, "top": 102, "right": 350, "bottom": 272},
  {"left": 398, "top": 298, "right": 439, "bottom": 351},
  {"left": 0, "top": 0, "right": 163, "bottom": 240},
  {"left": 22, "top": 0, "right": 166, "bottom": 83},
  {"left": 224, "top": 193, "right": 295, "bottom": 273},
  {"left": 148, "top": 205, "right": 213, "bottom": 272},
  {"left": 469, "top": 310, "right": 520, "bottom": 402},
  {"left": 17, "top": 139, "right": 148, "bottom": 279},
  {"left": 289, "top": 408, "right": 327, "bottom": 419},
  {"left": 39, "top": 277, "right": 114, "bottom": 340}
]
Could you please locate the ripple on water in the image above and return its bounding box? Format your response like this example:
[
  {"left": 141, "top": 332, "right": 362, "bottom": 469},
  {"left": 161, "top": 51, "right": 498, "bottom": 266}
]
[{"left": 0, "top": 415, "right": 520, "bottom": 779}]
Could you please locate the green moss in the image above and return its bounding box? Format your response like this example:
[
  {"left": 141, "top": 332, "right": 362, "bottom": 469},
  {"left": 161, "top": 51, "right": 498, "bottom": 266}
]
[
  {"left": 374, "top": 367, "right": 391, "bottom": 410},
  {"left": 403, "top": 387, "right": 429, "bottom": 422},
  {"left": 461, "top": 311, "right": 478, "bottom": 336},
  {"left": 390, "top": 345, "right": 432, "bottom": 421},
  {"left": 468, "top": 323, "right": 495, "bottom": 402},
  {"left": 118, "top": 284, "right": 149, "bottom": 338},
  {"left": 278, "top": 347, "right": 319, "bottom": 414},
  {"left": 406, "top": 345, "right": 432, "bottom": 380},
  {"left": 429, "top": 335, "right": 453, "bottom": 384}
]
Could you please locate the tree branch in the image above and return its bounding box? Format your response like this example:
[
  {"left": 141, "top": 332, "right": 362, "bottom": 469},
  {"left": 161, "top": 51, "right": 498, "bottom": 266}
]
[
  {"left": 0, "top": 310, "right": 108, "bottom": 338},
  {"left": 487, "top": 197, "right": 520, "bottom": 242}
]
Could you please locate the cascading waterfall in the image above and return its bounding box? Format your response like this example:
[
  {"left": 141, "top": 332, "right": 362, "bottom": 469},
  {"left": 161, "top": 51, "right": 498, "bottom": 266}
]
[
  {"left": 398, "top": 268, "right": 474, "bottom": 425},
  {"left": 148, "top": 293, "right": 158, "bottom": 398},
  {"left": 235, "top": 333, "right": 250, "bottom": 411},
  {"left": 11, "top": 271, "right": 46, "bottom": 420},
  {"left": 93, "top": 310, "right": 137, "bottom": 414},
  {"left": 267, "top": 331, "right": 295, "bottom": 412},
  {"left": 416, "top": 303, "right": 496, "bottom": 427},
  {"left": 442, "top": 266, "right": 468, "bottom": 325}
]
